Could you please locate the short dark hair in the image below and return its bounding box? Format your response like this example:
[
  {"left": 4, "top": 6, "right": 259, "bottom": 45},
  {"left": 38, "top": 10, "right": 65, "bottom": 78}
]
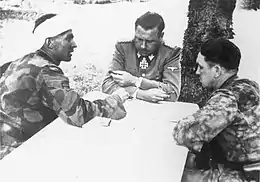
[
  {"left": 135, "top": 11, "right": 165, "bottom": 34},
  {"left": 200, "top": 38, "right": 241, "bottom": 70}
]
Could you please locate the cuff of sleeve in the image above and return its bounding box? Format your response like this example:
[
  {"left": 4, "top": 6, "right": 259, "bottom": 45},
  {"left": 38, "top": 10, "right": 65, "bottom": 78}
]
[
  {"left": 135, "top": 77, "right": 143, "bottom": 88},
  {"left": 132, "top": 88, "right": 139, "bottom": 99}
]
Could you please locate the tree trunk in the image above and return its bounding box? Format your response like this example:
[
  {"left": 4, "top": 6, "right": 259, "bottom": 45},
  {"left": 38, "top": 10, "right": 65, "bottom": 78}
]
[{"left": 178, "top": 0, "right": 236, "bottom": 108}]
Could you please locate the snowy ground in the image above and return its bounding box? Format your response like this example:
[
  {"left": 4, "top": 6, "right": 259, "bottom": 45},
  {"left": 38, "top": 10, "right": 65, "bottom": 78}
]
[{"left": 0, "top": 0, "right": 259, "bottom": 87}]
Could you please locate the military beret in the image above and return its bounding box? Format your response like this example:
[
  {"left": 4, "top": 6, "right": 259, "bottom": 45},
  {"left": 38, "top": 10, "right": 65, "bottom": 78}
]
[{"left": 200, "top": 38, "right": 241, "bottom": 70}]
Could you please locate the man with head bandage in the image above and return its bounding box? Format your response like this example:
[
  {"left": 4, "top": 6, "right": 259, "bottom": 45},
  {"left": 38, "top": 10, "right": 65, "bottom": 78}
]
[
  {"left": 31, "top": 13, "right": 76, "bottom": 64},
  {"left": 0, "top": 13, "right": 129, "bottom": 160}
]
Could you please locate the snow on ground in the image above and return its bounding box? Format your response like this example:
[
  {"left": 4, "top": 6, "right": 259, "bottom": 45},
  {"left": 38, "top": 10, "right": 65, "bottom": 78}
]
[{"left": 0, "top": 0, "right": 259, "bottom": 85}]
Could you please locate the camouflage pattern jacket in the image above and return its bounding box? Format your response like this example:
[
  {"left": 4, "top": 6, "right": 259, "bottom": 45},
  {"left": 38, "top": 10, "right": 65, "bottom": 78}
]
[
  {"left": 0, "top": 49, "right": 126, "bottom": 159},
  {"left": 102, "top": 41, "right": 181, "bottom": 101},
  {"left": 174, "top": 74, "right": 260, "bottom": 164}
]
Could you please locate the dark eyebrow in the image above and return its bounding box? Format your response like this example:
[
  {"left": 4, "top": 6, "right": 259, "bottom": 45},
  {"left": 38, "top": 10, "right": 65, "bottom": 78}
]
[
  {"left": 66, "top": 33, "right": 74, "bottom": 40},
  {"left": 134, "top": 36, "right": 156, "bottom": 43}
]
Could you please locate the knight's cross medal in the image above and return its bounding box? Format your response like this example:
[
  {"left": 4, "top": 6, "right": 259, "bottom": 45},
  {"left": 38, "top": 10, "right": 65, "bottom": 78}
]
[{"left": 139, "top": 57, "right": 149, "bottom": 70}]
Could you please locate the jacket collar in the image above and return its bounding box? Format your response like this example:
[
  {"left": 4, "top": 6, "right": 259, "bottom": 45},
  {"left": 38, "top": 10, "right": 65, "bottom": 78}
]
[
  {"left": 219, "top": 74, "right": 239, "bottom": 89},
  {"left": 36, "top": 48, "right": 60, "bottom": 66}
]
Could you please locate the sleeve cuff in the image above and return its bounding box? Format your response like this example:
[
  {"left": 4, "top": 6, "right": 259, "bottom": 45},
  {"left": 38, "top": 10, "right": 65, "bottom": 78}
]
[
  {"left": 135, "top": 77, "right": 143, "bottom": 88},
  {"left": 132, "top": 88, "right": 139, "bottom": 99}
]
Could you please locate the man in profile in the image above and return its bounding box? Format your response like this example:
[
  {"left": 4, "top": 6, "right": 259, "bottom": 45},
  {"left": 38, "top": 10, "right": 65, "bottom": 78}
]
[
  {"left": 174, "top": 38, "right": 260, "bottom": 182},
  {"left": 0, "top": 13, "right": 129, "bottom": 159}
]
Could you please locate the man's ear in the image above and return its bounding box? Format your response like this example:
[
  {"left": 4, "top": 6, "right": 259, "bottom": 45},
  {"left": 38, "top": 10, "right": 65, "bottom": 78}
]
[
  {"left": 159, "top": 32, "right": 164, "bottom": 40},
  {"left": 214, "top": 65, "right": 222, "bottom": 78},
  {"left": 46, "top": 38, "right": 55, "bottom": 49}
]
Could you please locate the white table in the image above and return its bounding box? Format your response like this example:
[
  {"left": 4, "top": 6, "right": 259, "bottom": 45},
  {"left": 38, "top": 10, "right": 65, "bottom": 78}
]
[{"left": 0, "top": 91, "right": 198, "bottom": 182}]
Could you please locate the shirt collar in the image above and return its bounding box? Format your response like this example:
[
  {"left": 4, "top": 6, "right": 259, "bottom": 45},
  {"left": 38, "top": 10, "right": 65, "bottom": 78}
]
[{"left": 137, "top": 52, "right": 155, "bottom": 60}]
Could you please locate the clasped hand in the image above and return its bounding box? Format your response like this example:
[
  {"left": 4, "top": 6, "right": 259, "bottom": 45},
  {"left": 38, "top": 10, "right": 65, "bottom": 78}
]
[
  {"left": 110, "top": 70, "right": 137, "bottom": 87},
  {"left": 142, "top": 88, "right": 170, "bottom": 103}
]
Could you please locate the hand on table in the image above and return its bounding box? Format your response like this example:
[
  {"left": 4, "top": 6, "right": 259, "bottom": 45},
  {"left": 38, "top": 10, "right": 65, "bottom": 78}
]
[
  {"left": 99, "top": 88, "right": 129, "bottom": 125},
  {"left": 102, "top": 88, "right": 130, "bottom": 121},
  {"left": 110, "top": 70, "right": 137, "bottom": 87},
  {"left": 139, "top": 88, "right": 170, "bottom": 103}
]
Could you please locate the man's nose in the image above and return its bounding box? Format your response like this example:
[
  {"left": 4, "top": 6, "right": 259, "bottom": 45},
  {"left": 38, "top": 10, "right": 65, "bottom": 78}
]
[
  {"left": 141, "top": 40, "right": 147, "bottom": 49},
  {"left": 71, "top": 40, "right": 77, "bottom": 48}
]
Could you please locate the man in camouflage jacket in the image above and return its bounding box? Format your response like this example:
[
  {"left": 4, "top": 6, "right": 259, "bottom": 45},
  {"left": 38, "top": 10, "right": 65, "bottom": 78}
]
[
  {"left": 173, "top": 38, "right": 260, "bottom": 182},
  {"left": 102, "top": 12, "right": 181, "bottom": 103},
  {"left": 0, "top": 14, "right": 129, "bottom": 159}
]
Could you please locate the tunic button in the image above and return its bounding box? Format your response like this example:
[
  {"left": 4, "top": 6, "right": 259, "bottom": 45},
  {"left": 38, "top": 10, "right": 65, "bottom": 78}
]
[{"left": 141, "top": 73, "right": 145, "bottom": 77}]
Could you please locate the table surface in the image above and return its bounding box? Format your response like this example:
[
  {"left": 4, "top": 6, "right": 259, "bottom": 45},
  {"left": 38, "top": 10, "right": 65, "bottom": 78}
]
[{"left": 0, "top": 91, "right": 198, "bottom": 182}]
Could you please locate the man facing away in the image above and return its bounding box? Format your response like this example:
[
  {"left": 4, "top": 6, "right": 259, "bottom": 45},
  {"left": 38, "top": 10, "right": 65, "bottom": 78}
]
[
  {"left": 173, "top": 38, "right": 260, "bottom": 182},
  {"left": 102, "top": 11, "right": 181, "bottom": 103},
  {"left": 0, "top": 13, "right": 129, "bottom": 160}
]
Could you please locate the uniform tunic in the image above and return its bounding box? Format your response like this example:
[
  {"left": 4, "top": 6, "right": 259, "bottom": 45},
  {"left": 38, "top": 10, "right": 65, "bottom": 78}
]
[
  {"left": 102, "top": 41, "right": 181, "bottom": 101},
  {"left": 0, "top": 49, "right": 126, "bottom": 159}
]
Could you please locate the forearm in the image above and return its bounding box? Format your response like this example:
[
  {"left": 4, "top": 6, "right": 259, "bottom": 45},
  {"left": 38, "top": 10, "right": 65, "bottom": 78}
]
[
  {"left": 102, "top": 76, "right": 137, "bottom": 96},
  {"left": 42, "top": 86, "right": 127, "bottom": 128},
  {"left": 173, "top": 117, "right": 204, "bottom": 152},
  {"left": 138, "top": 78, "right": 178, "bottom": 102},
  {"left": 173, "top": 92, "right": 238, "bottom": 152},
  {"left": 42, "top": 88, "right": 95, "bottom": 127},
  {"left": 40, "top": 64, "right": 126, "bottom": 127}
]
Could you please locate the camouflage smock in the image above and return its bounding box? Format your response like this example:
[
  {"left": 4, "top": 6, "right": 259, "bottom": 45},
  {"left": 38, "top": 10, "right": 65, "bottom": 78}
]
[
  {"left": 0, "top": 49, "right": 126, "bottom": 159},
  {"left": 173, "top": 75, "right": 260, "bottom": 182}
]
